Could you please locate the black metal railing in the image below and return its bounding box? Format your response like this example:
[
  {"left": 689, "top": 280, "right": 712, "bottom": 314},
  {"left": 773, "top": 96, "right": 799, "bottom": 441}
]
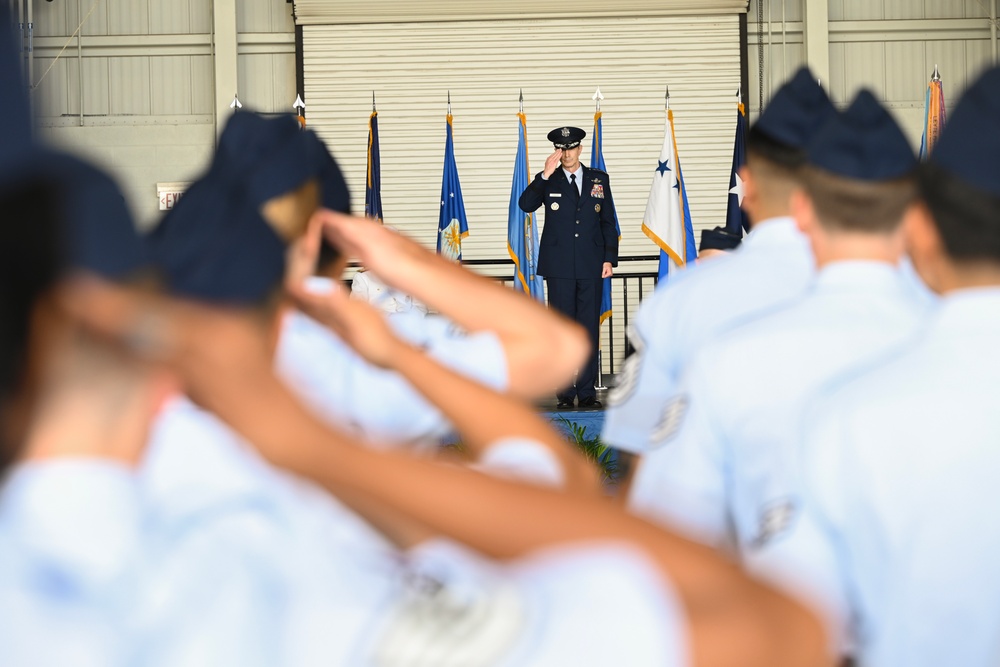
[{"left": 461, "top": 255, "right": 660, "bottom": 380}]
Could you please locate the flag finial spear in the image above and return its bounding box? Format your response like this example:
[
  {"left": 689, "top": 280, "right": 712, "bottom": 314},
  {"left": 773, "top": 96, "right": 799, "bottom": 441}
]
[
  {"left": 447, "top": 90, "right": 451, "bottom": 116},
  {"left": 736, "top": 86, "right": 742, "bottom": 105},
  {"left": 293, "top": 94, "right": 305, "bottom": 112},
  {"left": 932, "top": 65, "right": 941, "bottom": 82},
  {"left": 519, "top": 88, "right": 523, "bottom": 114},
  {"left": 372, "top": 91, "right": 376, "bottom": 112},
  {"left": 664, "top": 85, "right": 671, "bottom": 111},
  {"left": 230, "top": 94, "right": 242, "bottom": 111},
  {"left": 592, "top": 86, "right": 604, "bottom": 111}
]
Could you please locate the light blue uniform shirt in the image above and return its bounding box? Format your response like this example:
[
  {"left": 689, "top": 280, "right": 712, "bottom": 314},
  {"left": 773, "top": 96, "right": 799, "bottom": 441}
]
[
  {"left": 138, "top": 396, "right": 403, "bottom": 666},
  {"left": 602, "top": 217, "right": 815, "bottom": 454},
  {"left": 139, "top": 399, "right": 589, "bottom": 665},
  {"left": 755, "top": 288, "right": 1000, "bottom": 667},
  {"left": 629, "top": 262, "right": 928, "bottom": 553},
  {"left": 276, "top": 292, "right": 507, "bottom": 446},
  {"left": 0, "top": 461, "right": 140, "bottom": 667}
]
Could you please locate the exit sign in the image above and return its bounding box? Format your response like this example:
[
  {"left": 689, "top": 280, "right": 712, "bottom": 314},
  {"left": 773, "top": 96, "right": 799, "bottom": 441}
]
[{"left": 157, "top": 182, "right": 191, "bottom": 211}]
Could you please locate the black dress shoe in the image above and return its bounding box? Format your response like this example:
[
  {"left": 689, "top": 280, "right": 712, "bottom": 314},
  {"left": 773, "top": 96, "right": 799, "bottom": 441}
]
[
  {"left": 556, "top": 399, "right": 575, "bottom": 410},
  {"left": 577, "top": 397, "right": 603, "bottom": 409}
]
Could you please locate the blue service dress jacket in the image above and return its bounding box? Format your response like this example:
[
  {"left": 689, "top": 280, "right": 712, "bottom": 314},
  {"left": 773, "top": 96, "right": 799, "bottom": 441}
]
[{"left": 518, "top": 166, "right": 619, "bottom": 279}]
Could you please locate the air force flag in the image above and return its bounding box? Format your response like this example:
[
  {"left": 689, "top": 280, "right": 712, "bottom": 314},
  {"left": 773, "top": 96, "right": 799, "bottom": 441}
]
[
  {"left": 591, "top": 109, "right": 620, "bottom": 322},
  {"left": 437, "top": 113, "right": 469, "bottom": 261},
  {"left": 507, "top": 112, "right": 544, "bottom": 300}
]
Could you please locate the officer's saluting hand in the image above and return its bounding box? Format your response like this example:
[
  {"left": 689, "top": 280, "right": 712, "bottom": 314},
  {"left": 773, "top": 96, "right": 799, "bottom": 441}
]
[{"left": 543, "top": 148, "right": 563, "bottom": 179}]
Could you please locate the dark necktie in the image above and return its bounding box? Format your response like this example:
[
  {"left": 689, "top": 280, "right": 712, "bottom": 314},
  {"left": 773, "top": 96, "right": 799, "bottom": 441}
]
[{"left": 570, "top": 173, "right": 579, "bottom": 201}]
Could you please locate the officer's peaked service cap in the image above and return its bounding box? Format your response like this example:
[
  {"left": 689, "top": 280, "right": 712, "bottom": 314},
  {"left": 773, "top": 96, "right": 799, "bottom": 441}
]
[
  {"left": 754, "top": 67, "right": 837, "bottom": 150},
  {"left": 150, "top": 111, "right": 350, "bottom": 305},
  {"left": 807, "top": 89, "right": 915, "bottom": 181},
  {"left": 548, "top": 126, "right": 586, "bottom": 150},
  {"left": 928, "top": 65, "right": 1000, "bottom": 198}
]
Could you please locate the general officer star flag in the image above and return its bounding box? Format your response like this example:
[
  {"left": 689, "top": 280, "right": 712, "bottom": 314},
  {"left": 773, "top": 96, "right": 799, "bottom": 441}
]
[
  {"left": 366, "top": 106, "right": 383, "bottom": 221},
  {"left": 437, "top": 113, "right": 469, "bottom": 261},
  {"left": 642, "top": 103, "right": 696, "bottom": 283},
  {"left": 725, "top": 96, "right": 750, "bottom": 235},
  {"left": 507, "top": 112, "right": 544, "bottom": 300},
  {"left": 591, "top": 109, "right": 621, "bottom": 322}
]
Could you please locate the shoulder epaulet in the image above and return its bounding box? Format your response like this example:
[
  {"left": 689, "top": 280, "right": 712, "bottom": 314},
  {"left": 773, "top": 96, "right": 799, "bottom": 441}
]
[{"left": 588, "top": 167, "right": 608, "bottom": 176}]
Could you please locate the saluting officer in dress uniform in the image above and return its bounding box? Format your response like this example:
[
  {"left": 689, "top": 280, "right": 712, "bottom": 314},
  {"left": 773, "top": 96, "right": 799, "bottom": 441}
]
[{"left": 519, "top": 126, "right": 619, "bottom": 409}]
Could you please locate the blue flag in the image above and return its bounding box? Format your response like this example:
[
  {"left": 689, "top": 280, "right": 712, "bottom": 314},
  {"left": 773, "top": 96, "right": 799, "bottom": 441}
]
[
  {"left": 590, "top": 110, "right": 620, "bottom": 323},
  {"left": 365, "top": 109, "right": 383, "bottom": 221},
  {"left": 642, "top": 107, "right": 696, "bottom": 284},
  {"left": 725, "top": 102, "right": 749, "bottom": 235},
  {"left": 507, "top": 112, "right": 544, "bottom": 300},
  {"left": 437, "top": 113, "right": 469, "bottom": 261}
]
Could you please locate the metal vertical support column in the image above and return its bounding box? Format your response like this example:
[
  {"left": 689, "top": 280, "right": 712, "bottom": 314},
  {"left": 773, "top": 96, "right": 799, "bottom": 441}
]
[
  {"left": 992, "top": 0, "right": 998, "bottom": 64},
  {"left": 77, "top": 0, "right": 83, "bottom": 125},
  {"left": 803, "top": 0, "right": 830, "bottom": 88},
  {"left": 212, "top": 0, "right": 238, "bottom": 139},
  {"left": 25, "top": 0, "right": 32, "bottom": 94}
]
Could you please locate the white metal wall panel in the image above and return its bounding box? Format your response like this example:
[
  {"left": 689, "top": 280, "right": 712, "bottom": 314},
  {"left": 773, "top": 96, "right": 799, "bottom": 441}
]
[
  {"left": 108, "top": 56, "right": 151, "bottom": 115},
  {"left": 830, "top": 0, "right": 987, "bottom": 20},
  {"left": 150, "top": 56, "right": 192, "bottom": 114},
  {"left": 294, "top": 0, "right": 747, "bottom": 23},
  {"left": 238, "top": 0, "right": 295, "bottom": 33},
  {"left": 106, "top": 0, "right": 149, "bottom": 35},
  {"left": 237, "top": 52, "right": 297, "bottom": 114},
  {"left": 749, "top": 0, "right": 997, "bottom": 147},
  {"left": 29, "top": 0, "right": 293, "bottom": 121},
  {"left": 302, "top": 16, "right": 741, "bottom": 266},
  {"left": 190, "top": 54, "right": 215, "bottom": 115}
]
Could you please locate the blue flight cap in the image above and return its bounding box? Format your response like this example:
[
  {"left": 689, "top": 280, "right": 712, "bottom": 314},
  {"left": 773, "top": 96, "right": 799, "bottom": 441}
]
[
  {"left": 928, "top": 66, "right": 1000, "bottom": 198},
  {"left": 754, "top": 67, "right": 837, "bottom": 150},
  {"left": 150, "top": 111, "right": 350, "bottom": 305},
  {"left": 699, "top": 226, "right": 742, "bottom": 252},
  {"left": 0, "top": 151, "right": 147, "bottom": 281},
  {"left": 807, "top": 89, "right": 915, "bottom": 181},
  {"left": 30, "top": 152, "right": 147, "bottom": 279}
]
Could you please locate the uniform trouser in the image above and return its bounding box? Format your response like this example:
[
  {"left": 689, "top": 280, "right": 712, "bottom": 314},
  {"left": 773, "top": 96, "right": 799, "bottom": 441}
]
[{"left": 546, "top": 277, "right": 601, "bottom": 402}]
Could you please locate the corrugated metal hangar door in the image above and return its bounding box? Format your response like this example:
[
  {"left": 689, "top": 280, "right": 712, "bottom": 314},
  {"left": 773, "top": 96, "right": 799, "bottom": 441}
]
[{"left": 294, "top": 0, "right": 744, "bottom": 374}]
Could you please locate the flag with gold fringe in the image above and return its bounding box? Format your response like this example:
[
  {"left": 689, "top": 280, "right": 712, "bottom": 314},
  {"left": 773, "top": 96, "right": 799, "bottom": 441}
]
[
  {"left": 437, "top": 112, "right": 469, "bottom": 261},
  {"left": 590, "top": 109, "right": 620, "bottom": 322},
  {"left": 918, "top": 67, "right": 946, "bottom": 160},
  {"left": 366, "top": 106, "right": 383, "bottom": 221},
  {"left": 507, "top": 111, "right": 544, "bottom": 300},
  {"left": 725, "top": 95, "right": 749, "bottom": 235},
  {"left": 641, "top": 101, "right": 696, "bottom": 283}
]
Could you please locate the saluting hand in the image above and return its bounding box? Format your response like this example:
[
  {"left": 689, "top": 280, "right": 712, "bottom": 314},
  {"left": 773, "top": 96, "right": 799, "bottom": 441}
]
[{"left": 543, "top": 149, "right": 563, "bottom": 178}]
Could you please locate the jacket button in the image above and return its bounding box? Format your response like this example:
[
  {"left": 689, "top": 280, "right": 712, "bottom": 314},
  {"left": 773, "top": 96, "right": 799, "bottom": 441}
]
[
  {"left": 574, "top": 233, "right": 579, "bottom": 238},
  {"left": 576, "top": 220, "right": 580, "bottom": 224}
]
